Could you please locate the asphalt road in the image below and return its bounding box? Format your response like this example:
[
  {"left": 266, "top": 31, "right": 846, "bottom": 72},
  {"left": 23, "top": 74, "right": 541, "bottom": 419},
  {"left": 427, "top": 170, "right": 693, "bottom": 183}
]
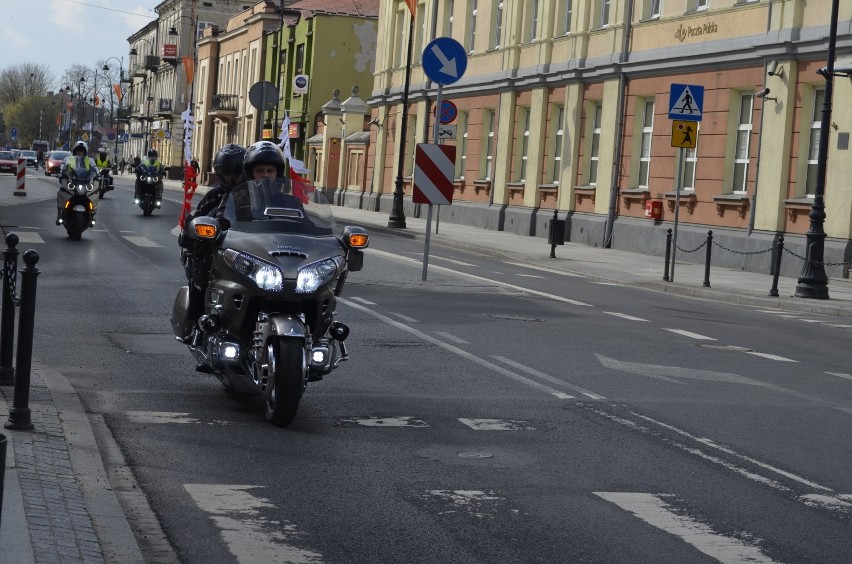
[{"left": 1, "top": 172, "right": 851, "bottom": 563}]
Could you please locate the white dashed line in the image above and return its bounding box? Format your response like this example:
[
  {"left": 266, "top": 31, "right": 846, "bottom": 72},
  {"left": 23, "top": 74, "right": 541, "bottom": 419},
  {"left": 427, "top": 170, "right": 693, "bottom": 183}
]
[
  {"left": 663, "top": 329, "right": 716, "bottom": 340},
  {"left": 122, "top": 235, "right": 162, "bottom": 247},
  {"left": 389, "top": 312, "right": 419, "bottom": 323},
  {"left": 349, "top": 297, "right": 376, "bottom": 305},
  {"left": 434, "top": 331, "right": 470, "bottom": 344},
  {"left": 745, "top": 352, "right": 798, "bottom": 362},
  {"left": 603, "top": 312, "right": 649, "bottom": 322},
  {"left": 826, "top": 372, "right": 852, "bottom": 381}
]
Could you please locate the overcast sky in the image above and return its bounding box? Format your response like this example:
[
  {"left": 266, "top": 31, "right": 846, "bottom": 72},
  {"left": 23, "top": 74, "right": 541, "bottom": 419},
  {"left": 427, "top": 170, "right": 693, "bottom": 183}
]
[{"left": 3, "top": 0, "right": 157, "bottom": 88}]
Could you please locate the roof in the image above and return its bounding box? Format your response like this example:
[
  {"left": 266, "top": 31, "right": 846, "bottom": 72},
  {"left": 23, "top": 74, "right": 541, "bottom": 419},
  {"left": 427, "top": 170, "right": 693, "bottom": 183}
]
[{"left": 286, "top": 0, "right": 379, "bottom": 18}]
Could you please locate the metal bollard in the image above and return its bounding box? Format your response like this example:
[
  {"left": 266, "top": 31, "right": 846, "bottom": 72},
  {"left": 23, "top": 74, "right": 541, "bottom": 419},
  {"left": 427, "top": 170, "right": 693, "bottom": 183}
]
[
  {"left": 703, "top": 230, "right": 713, "bottom": 288},
  {"left": 0, "top": 432, "right": 6, "bottom": 529},
  {"left": 547, "top": 210, "right": 566, "bottom": 258},
  {"left": 4, "top": 250, "right": 39, "bottom": 431},
  {"left": 769, "top": 236, "right": 784, "bottom": 297},
  {"left": 0, "top": 233, "right": 19, "bottom": 386},
  {"left": 663, "top": 229, "right": 672, "bottom": 281}
]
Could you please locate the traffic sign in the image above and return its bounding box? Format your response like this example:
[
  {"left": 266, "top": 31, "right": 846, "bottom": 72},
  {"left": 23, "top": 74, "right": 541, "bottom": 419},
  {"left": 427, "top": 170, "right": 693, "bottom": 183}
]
[
  {"left": 434, "top": 100, "right": 457, "bottom": 124},
  {"left": 10, "top": 127, "right": 16, "bottom": 139},
  {"left": 413, "top": 143, "right": 456, "bottom": 205},
  {"left": 669, "top": 84, "right": 704, "bottom": 121},
  {"left": 249, "top": 81, "right": 279, "bottom": 111},
  {"left": 671, "top": 120, "right": 698, "bottom": 149},
  {"left": 437, "top": 125, "right": 457, "bottom": 140},
  {"left": 422, "top": 37, "right": 468, "bottom": 85}
]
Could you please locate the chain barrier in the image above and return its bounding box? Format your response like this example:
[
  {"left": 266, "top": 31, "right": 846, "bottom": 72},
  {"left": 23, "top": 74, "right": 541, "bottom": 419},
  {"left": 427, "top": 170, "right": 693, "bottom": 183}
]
[
  {"left": 711, "top": 240, "right": 776, "bottom": 256},
  {"left": 674, "top": 239, "right": 707, "bottom": 254},
  {"left": 781, "top": 246, "right": 852, "bottom": 268}
]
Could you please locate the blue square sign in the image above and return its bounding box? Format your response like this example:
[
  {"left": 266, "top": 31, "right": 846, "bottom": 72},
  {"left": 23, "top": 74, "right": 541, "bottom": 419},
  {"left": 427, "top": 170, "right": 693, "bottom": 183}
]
[{"left": 669, "top": 84, "right": 704, "bottom": 121}]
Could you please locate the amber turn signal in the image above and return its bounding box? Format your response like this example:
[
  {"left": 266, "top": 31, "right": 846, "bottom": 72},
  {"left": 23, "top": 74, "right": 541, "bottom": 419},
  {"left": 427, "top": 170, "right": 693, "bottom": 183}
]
[
  {"left": 195, "top": 224, "right": 217, "bottom": 238},
  {"left": 349, "top": 233, "right": 368, "bottom": 248}
]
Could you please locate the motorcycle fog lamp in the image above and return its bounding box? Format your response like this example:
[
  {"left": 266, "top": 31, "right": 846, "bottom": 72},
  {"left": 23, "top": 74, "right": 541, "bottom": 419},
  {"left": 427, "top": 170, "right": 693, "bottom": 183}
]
[
  {"left": 296, "top": 258, "right": 340, "bottom": 293},
  {"left": 312, "top": 349, "right": 326, "bottom": 364},
  {"left": 223, "top": 345, "right": 238, "bottom": 359}
]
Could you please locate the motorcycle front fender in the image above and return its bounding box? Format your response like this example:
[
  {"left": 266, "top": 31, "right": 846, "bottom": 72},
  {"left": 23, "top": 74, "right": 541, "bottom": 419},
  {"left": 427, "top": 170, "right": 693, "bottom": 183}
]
[
  {"left": 72, "top": 204, "right": 87, "bottom": 212},
  {"left": 267, "top": 314, "right": 308, "bottom": 339}
]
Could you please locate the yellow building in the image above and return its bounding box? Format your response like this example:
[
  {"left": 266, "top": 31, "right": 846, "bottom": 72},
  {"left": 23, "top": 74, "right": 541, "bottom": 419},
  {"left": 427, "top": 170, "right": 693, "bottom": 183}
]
[{"left": 361, "top": 0, "right": 852, "bottom": 277}]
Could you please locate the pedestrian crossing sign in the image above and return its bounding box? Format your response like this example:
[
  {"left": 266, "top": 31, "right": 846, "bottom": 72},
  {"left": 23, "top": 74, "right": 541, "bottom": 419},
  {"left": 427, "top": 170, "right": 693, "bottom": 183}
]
[
  {"left": 669, "top": 83, "right": 704, "bottom": 121},
  {"left": 671, "top": 120, "right": 698, "bottom": 148}
]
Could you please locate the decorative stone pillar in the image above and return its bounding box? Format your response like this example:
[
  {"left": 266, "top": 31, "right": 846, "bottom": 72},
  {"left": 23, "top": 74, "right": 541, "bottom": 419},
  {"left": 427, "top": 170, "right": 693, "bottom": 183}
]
[
  {"left": 320, "top": 90, "right": 342, "bottom": 190},
  {"left": 338, "top": 86, "right": 370, "bottom": 201}
]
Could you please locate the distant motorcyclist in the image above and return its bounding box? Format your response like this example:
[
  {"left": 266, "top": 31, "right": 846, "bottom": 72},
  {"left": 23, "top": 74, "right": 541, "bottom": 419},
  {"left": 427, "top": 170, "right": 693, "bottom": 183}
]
[
  {"left": 57, "top": 141, "right": 96, "bottom": 225},
  {"left": 95, "top": 150, "right": 113, "bottom": 193},
  {"left": 134, "top": 149, "right": 164, "bottom": 203}
]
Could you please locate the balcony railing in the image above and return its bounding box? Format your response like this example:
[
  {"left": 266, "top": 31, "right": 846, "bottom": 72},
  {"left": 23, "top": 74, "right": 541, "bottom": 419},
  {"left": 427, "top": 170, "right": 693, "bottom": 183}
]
[{"left": 212, "top": 94, "right": 239, "bottom": 112}]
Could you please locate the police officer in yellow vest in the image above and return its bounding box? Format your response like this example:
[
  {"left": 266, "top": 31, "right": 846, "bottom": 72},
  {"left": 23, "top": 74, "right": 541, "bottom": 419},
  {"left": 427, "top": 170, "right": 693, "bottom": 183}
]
[
  {"left": 95, "top": 150, "right": 114, "bottom": 195},
  {"left": 95, "top": 150, "right": 110, "bottom": 170},
  {"left": 57, "top": 141, "right": 98, "bottom": 225},
  {"left": 135, "top": 148, "right": 164, "bottom": 202}
]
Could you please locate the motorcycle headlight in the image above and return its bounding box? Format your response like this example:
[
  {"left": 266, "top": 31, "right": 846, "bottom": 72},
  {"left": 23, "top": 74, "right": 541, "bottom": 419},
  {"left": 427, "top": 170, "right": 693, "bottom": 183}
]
[
  {"left": 296, "top": 258, "right": 341, "bottom": 293},
  {"left": 223, "top": 249, "right": 283, "bottom": 291}
]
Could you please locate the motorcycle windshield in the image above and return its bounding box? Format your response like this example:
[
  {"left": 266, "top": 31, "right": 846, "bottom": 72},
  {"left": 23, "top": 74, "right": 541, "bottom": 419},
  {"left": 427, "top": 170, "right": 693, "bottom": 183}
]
[
  {"left": 138, "top": 164, "right": 160, "bottom": 176},
  {"left": 221, "top": 178, "right": 334, "bottom": 236},
  {"left": 68, "top": 159, "right": 97, "bottom": 184}
]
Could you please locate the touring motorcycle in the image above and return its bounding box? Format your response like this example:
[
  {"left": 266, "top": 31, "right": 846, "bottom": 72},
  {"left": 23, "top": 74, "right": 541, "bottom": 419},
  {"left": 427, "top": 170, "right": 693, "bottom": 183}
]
[
  {"left": 170, "top": 178, "right": 369, "bottom": 426},
  {"left": 96, "top": 166, "right": 114, "bottom": 199},
  {"left": 135, "top": 163, "right": 164, "bottom": 216},
  {"left": 58, "top": 163, "right": 98, "bottom": 241}
]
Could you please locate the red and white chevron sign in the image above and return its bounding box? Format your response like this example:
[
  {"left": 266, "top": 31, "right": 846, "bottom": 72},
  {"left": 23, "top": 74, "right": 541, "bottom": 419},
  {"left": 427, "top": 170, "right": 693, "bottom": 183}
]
[{"left": 413, "top": 143, "right": 456, "bottom": 205}]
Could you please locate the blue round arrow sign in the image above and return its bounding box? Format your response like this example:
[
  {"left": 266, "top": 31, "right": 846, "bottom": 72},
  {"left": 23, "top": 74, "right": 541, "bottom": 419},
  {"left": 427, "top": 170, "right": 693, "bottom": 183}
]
[{"left": 422, "top": 37, "right": 468, "bottom": 86}]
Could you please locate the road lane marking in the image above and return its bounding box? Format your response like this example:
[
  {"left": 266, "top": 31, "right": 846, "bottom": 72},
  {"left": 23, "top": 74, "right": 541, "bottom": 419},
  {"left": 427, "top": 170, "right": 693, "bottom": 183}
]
[
  {"left": 434, "top": 331, "right": 469, "bottom": 344},
  {"left": 458, "top": 418, "right": 536, "bottom": 431},
  {"left": 368, "top": 248, "right": 593, "bottom": 306},
  {"left": 797, "top": 319, "right": 823, "bottom": 323},
  {"left": 127, "top": 411, "right": 199, "bottom": 424},
  {"left": 402, "top": 251, "right": 476, "bottom": 266},
  {"left": 516, "top": 274, "right": 544, "bottom": 278},
  {"left": 122, "top": 235, "right": 162, "bottom": 247},
  {"left": 12, "top": 232, "right": 45, "bottom": 244},
  {"left": 340, "top": 416, "right": 428, "bottom": 428},
  {"left": 341, "top": 298, "right": 578, "bottom": 400},
  {"left": 349, "top": 296, "right": 376, "bottom": 305},
  {"left": 420, "top": 490, "right": 512, "bottom": 519},
  {"left": 664, "top": 329, "right": 716, "bottom": 340},
  {"left": 490, "top": 355, "right": 602, "bottom": 399},
  {"left": 594, "top": 493, "right": 779, "bottom": 564},
  {"left": 745, "top": 351, "right": 798, "bottom": 362},
  {"left": 592, "top": 282, "right": 619, "bottom": 286},
  {"left": 184, "top": 484, "right": 323, "bottom": 563},
  {"left": 389, "top": 312, "right": 419, "bottom": 323},
  {"left": 826, "top": 324, "right": 852, "bottom": 328},
  {"left": 603, "top": 311, "right": 649, "bottom": 322},
  {"left": 799, "top": 493, "right": 852, "bottom": 514},
  {"left": 826, "top": 372, "right": 852, "bottom": 381},
  {"left": 502, "top": 261, "right": 586, "bottom": 277}
]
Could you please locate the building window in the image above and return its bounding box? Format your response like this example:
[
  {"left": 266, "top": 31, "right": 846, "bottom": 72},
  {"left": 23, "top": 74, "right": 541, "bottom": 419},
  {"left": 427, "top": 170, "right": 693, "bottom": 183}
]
[
  {"left": 517, "top": 108, "right": 530, "bottom": 181},
  {"left": 682, "top": 124, "right": 699, "bottom": 191},
  {"left": 806, "top": 88, "right": 825, "bottom": 197},
  {"left": 639, "top": 99, "right": 654, "bottom": 189},
  {"left": 197, "top": 21, "right": 215, "bottom": 39},
  {"left": 467, "top": 0, "right": 478, "bottom": 53},
  {"left": 528, "top": 0, "right": 540, "bottom": 42},
  {"left": 600, "top": 0, "right": 611, "bottom": 28},
  {"left": 647, "top": 0, "right": 662, "bottom": 19},
  {"left": 560, "top": 0, "right": 573, "bottom": 35},
  {"left": 483, "top": 109, "right": 495, "bottom": 180},
  {"left": 414, "top": 3, "right": 426, "bottom": 64},
  {"left": 695, "top": 0, "right": 709, "bottom": 11},
  {"left": 491, "top": 1, "right": 504, "bottom": 49},
  {"left": 295, "top": 44, "right": 305, "bottom": 73},
  {"left": 552, "top": 105, "right": 565, "bottom": 183},
  {"left": 457, "top": 111, "right": 468, "bottom": 179},
  {"left": 732, "top": 93, "right": 753, "bottom": 194},
  {"left": 445, "top": 0, "right": 455, "bottom": 37},
  {"left": 405, "top": 114, "right": 417, "bottom": 176},
  {"left": 589, "top": 103, "right": 602, "bottom": 185}
]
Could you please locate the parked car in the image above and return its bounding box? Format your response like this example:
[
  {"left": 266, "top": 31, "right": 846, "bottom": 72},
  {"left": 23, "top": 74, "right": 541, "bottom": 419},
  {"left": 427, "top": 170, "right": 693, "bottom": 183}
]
[
  {"left": 0, "top": 151, "right": 17, "bottom": 174},
  {"left": 44, "top": 150, "right": 70, "bottom": 176},
  {"left": 20, "top": 150, "right": 38, "bottom": 168}
]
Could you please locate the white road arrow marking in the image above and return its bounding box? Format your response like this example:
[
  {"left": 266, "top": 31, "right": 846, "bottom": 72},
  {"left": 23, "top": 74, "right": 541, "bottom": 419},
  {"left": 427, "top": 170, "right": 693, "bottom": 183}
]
[{"left": 431, "top": 44, "right": 458, "bottom": 77}]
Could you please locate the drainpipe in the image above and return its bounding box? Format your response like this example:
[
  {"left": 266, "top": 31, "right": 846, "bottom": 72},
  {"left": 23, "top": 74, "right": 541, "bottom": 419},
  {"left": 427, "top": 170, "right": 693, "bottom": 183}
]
[{"left": 603, "top": 0, "right": 635, "bottom": 248}]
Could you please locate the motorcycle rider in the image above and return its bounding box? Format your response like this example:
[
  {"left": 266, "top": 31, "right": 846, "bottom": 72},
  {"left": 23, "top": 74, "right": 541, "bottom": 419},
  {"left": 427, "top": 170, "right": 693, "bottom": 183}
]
[
  {"left": 56, "top": 141, "right": 96, "bottom": 225},
  {"left": 95, "top": 150, "right": 112, "bottom": 192},
  {"left": 179, "top": 143, "right": 247, "bottom": 344},
  {"left": 134, "top": 149, "right": 164, "bottom": 204},
  {"left": 244, "top": 140, "right": 285, "bottom": 180}
]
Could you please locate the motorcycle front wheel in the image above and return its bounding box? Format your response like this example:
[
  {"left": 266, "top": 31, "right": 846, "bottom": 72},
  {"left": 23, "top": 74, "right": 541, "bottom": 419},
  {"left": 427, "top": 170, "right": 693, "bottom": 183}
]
[
  {"left": 264, "top": 337, "right": 306, "bottom": 427},
  {"left": 68, "top": 211, "right": 86, "bottom": 241}
]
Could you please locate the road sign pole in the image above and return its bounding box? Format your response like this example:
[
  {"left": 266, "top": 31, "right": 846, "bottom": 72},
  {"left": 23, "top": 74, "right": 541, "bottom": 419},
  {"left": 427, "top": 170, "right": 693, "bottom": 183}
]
[
  {"left": 422, "top": 204, "right": 434, "bottom": 281},
  {"left": 670, "top": 147, "right": 684, "bottom": 283}
]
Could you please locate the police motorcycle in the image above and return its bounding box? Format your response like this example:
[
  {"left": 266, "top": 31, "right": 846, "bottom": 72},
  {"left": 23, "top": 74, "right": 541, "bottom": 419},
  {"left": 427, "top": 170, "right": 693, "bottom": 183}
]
[
  {"left": 58, "top": 161, "right": 98, "bottom": 241},
  {"left": 95, "top": 164, "right": 114, "bottom": 199},
  {"left": 135, "top": 163, "right": 164, "bottom": 216},
  {"left": 171, "top": 178, "right": 369, "bottom": 427}
]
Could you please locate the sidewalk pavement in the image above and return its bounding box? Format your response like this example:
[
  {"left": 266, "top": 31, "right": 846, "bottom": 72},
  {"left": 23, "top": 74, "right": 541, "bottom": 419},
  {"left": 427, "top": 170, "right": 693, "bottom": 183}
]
[{"left": 2, "top": 173, "right": 851, "bottom": 564}]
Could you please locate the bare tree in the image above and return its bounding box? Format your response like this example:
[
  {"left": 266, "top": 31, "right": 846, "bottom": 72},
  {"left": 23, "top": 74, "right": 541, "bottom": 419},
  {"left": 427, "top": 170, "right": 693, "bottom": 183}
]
[{"left": 0, "top": 63, "right": 54, "bottom": 106}]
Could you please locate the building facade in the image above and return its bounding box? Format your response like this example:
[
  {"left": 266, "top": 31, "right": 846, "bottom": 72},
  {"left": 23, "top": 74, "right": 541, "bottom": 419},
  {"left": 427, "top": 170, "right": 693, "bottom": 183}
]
[{"left": 359, "top": 0, "right": 852, "bottom": 277}]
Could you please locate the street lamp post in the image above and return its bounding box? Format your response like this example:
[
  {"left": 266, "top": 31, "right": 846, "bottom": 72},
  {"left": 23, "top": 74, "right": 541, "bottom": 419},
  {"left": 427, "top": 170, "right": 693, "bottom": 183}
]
[{"left": 794, "top": 0, "right": 840, "bottom": 299}]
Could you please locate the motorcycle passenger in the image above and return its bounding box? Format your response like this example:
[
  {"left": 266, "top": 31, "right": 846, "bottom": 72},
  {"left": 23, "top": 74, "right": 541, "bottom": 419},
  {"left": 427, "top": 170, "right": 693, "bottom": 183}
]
[
  {"left": 134, "top": 149, "right": 164, "bottom": 203},
  {"left": 179, "top": 144, "right": 247, "bottom": 344},
  {"left": 56, "top": 141, "right": 97, "bottom": 225}
]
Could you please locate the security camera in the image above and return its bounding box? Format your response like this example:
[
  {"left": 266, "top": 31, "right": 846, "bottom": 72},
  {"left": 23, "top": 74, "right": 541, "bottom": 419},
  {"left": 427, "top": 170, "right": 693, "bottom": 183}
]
[
  {"left": 756, "top": 88, "right": 770, "bottom": 98},
  {"left": 767, "top": 61, "right": 778, "bottom": 76}
]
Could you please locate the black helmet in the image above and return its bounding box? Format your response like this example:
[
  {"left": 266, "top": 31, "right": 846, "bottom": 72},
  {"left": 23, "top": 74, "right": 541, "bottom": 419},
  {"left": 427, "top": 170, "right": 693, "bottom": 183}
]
[
  {"left": 99, "top": 151, "right": 107, "bottom": 158},
  {"left": 213, "top": 143, "right": 246, "bottom": 182},
  {"left": 72, "top": 141, "right": 88, "bottom": 156},
  {"left": 243, "top": 141, "right": 285, "bottom": 178},
  {"left": 147, "top": 149, "right": 158, "bottom": 160}
]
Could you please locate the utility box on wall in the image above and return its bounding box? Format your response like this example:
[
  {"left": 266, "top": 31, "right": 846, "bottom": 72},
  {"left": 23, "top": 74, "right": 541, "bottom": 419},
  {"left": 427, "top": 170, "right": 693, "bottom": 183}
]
[{"left": 645, "top": 200, "right": 663, "bottom": 221}]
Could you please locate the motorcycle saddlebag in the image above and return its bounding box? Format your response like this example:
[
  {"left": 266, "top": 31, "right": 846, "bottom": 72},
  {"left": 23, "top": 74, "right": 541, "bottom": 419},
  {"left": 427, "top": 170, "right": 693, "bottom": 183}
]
[{"left": 170, "top": 286, "right": 192, "bottom": 338}]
